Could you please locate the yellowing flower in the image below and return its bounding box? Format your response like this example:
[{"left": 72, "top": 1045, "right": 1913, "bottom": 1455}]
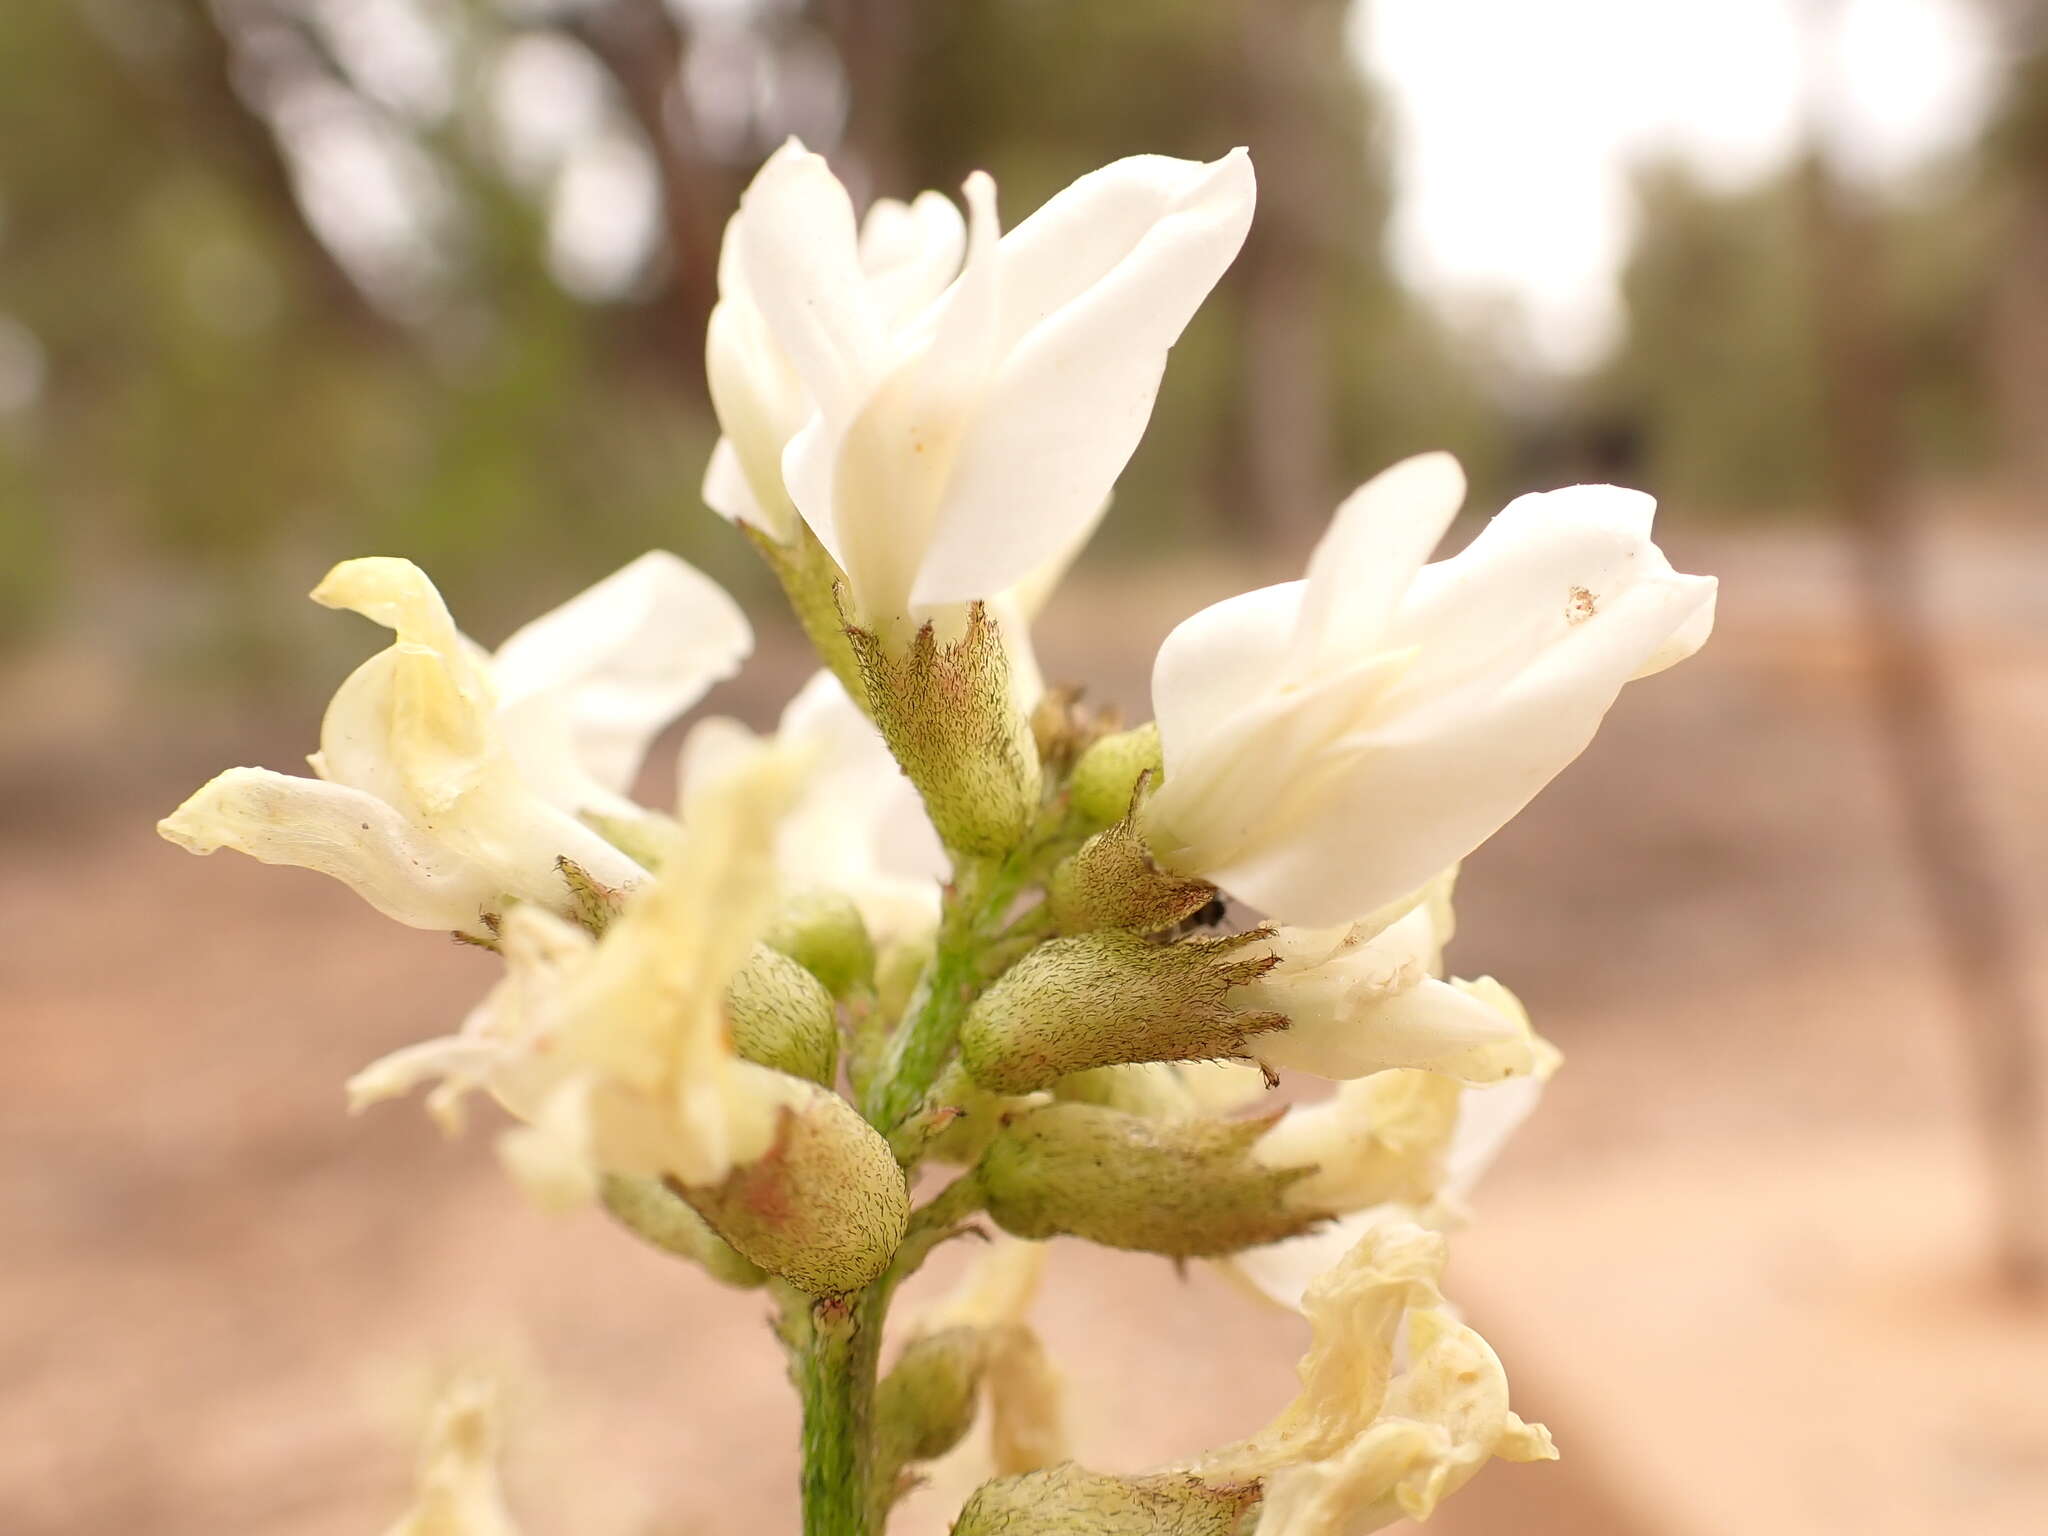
[
  {"left": 1230, "top": 984, "right": 1558, "bottom": 1311},
  {"left": 381, "top": 1372, "right": 520, "bottom": 1536},
  {"left": 711, "top": 139, "right": 1254, "bottom": 629},
  {"left": 1141, "top": 452, "right": 1716, "bottom": 927},
  {"left": 348, "top": 742, "right": 814, "bottom": 1197},
  {"left": 158, "top": 554, "right": 746, "bottom": 937},
  {"left": 1197, "top": 1223, "right": 1554, "bottom": 1535}
]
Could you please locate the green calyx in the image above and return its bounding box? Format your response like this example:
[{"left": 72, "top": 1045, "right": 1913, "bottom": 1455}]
[
  {"left": 727, "top": 943, "right": 840, "bottom": 1086},
  {"left": 680, "top": 1088, "right": 910, "bottom": 1296},
  {"left": 961, "top": 931, "right": 1285, "bottom": 1095},
  {"left": 848, "top": 603, "right": 1042, "bottom": 859},
  {"left": 977, "top": 1101, "right": 1326, "bottom": 1258},
  {"left": 953, "top": 1466, "right": 1260, "bottom": 1536}
]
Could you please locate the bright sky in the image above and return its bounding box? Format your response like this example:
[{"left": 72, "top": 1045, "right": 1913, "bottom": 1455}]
[{"left": 1355, "top": 0, "right": 2001, "bottom": 370}]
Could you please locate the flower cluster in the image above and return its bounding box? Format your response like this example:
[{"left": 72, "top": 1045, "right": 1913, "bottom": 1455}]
[{"left": 161, "top": 141, "right": 1714, "bottom": 1536}]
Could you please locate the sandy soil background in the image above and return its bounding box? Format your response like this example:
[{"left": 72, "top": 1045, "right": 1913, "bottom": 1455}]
[{"left": 5, "top": 516, "right": 2046, "bottom": 1534}]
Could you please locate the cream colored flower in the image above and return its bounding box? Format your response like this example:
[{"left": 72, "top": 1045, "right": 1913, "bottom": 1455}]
[
  {"left": 381, "top": 1372, "right": 520, "bottom": 1536},
  {"left": 712, "top": 139, "right": 1253, "bottom": 630},
  {"left": 680, "top": 670, "right": 948, "bottom": 942},
  {"left": 348, "top": 741, "right": 816, "bottom": 1198},
  {"left": 1195, "top": 1223, "right": 1554, "bottom": 1535},
  {"left": 158, "top": 554, "right": 745, "bottom": 936},
  {"left": 1142, "top": 452, "right": 1716, "bottom": 927},
  {"left": 1229, "top": 983, "right": 1559, "bottom": 1311},
  {"left": 490, "top": 549, "right": 751, "bottom": 823},
  {"left": 1246, "top": 871, "right": 1538, "bottom": 1083}
]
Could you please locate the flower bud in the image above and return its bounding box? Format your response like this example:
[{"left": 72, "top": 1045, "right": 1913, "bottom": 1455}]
[
  {"left": 679, "top": 1082, "right": 908, "bottom": 1295},
  {"left": 599, "top": 1173, "right": 766, "bottom": 1289},
  {"left": 763, "top": 889, "right": 876, "bottom": 997},
  {"left": 1065, "top": 722, "right": 1162, "bottom": 829},
  {"left": 849, "top": 604, "right": 1041, "bottom": 857},
  {"left": 953, "top": 1467, "right": 1256, "bottom": 1536},
  {"left": 1046, "top": 814, "right": 1217, "bottom": 934},
  {"left": 875, "top": 1325, "right": 985, "bottom": 1489},
  {"left": 961, "top": 932, "right": 1285, "bottom": 1096},
  {"left": 726, "top": 944, "right": 839, "bottom": 1085},
  {"left": 978, "top": 1101, "right": 1325, "bottom": 1257}
]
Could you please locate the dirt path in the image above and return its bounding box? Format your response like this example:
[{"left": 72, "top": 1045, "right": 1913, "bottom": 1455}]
[{"left": 4, "top": 521, "right": 2044, "bottom": 1534}]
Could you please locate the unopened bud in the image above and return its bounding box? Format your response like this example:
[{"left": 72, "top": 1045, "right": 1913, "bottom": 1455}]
[
  {"left": 849, "top": 604, "right": 1040, "bottom": 857},
  {"left": 875, "top": 936, "right": 932, "bottom": 1023},
  {"left": 954, "top": 1467, "right": 1257, "bottom": 1536},
  {"left": 726, "top": 944, "right": 839, "bottom": 1086},
  {"left": 961, "top": 932, "right": 1285, "bottom": 1095},
  {"left": 1046, "top": 814, "right": 1216, "bottom": 934},
  {"left": 875, "top": 1326, "right": 985, "bottom": 1490},
  {"left": 599, "top": 1173, "right": 766, "bottom": 1288},
  {"left": 763, "top": 890, "right": 875, "bottom": 997},
  {"left": 1066, "top": 723, "right": 1161, "bottom": 829},
  {"left": 680, "top": 1083, "right": 908, "bottom": 1295},
  {"left": 978, "top": 1102, "right": 1324, "bottom": 1257}
]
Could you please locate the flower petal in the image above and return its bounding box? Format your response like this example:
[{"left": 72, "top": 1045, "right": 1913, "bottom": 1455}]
[
  {"left": 1291, "top": 452, "right": 1465, "bottom": 677},
  {"left": 1198, "top": 569, "right": 1716, "bottom": 926},
  {"left": 491, "top": 551, "right": 752, "bottom": 812},
  {"left": 1150, "top": 580, "right": 1307, "bottom": 768},
  {"left": 859, "top": 189, "right": 966, "bottom": 326},
  {"left": 734, "top": 140, "right": 885, "bottom": 426},
  {"left": 910, "top": 150, "right": 1256, "bottom": 607},
  {"left": 158, "top": 767, "right": 502, "bottom": 933}
]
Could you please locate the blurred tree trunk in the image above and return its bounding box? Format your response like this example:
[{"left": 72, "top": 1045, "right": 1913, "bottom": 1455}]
[
  {"left": 822, "top": 0, "right": 913, "bottom": 200},
  {"left": 1987, "top": 36, "right": 2048, "bottom": 507},
  {"left": 570, "top": 0, "right": 736, "bottom": 398},
  {"left": 1231, "top": 0, "right": 1337, "bottom": 545},
  {"left": 1801, "top": 144, "right": 2048, "bottom": 1296}
]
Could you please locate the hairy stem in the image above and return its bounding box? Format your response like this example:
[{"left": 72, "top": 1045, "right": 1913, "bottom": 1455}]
[
  {"left": 796, "top": 1294, "right": 882, "bottom": 1536},
  {"left": 862, "top": 858, "right": 1020, "bottom": 1136}
]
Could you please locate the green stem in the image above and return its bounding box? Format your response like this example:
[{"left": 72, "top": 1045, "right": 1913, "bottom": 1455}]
[
  {"left": 861, "top": 858, "right": 1020, "bottom": 1135},
  {"left": 796, "top": 1294, "right": 883, "bottom": 1536}
]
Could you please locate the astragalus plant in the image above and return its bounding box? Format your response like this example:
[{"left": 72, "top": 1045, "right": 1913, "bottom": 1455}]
[{"left": 160, "top": 142, "right": 1715, "bottom": 1536}]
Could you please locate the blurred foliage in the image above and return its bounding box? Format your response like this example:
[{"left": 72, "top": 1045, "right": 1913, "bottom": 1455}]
[
  {"left": 1583, "top": 153, "right": 2002, "bottom": 514},
  {"left": 0, "top": 0, "right": 2033, "bottom": 682}
]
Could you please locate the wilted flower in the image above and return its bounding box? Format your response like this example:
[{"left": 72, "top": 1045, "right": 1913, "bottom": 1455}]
[
  {"left": 346, "top": 741, "right": 812, "bottom": 1192},
  {"left": 1208, "top": 1223, "right": 1556, "bottom": 1534},
  {"left": 157, "top": 553, "right": 745, "bottom": 936},
  {"left": 954, "top": 1223, "right": 1553, "bottom": 1536},
  {"left": 1231, "top": 987, "right": 1559, "bottom": 1311},
  {"left": 1141, "top": 452, "right": 1716, "bottom": 927},
  {"left": 707, "top": 138, "right": 1255, "bottom": 630}
]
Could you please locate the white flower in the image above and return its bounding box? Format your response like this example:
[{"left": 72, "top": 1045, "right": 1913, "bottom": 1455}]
[
  {"left": 1247, "top": 871, "right": 1539, "bottom": 1084},
  {"left": 490, "top": 549, "right": 751, "bottom": 823},
  {"left": 348, "top": 742, "right": 817, "bottom": 1198},
  {"left": 158, "top": 557, "right": 717, "bottom": 935},
  {"left": 1141, "top": 452, "right": 1717, "bottom": 927},
  {"left": 712, "top": 139, "right": 1255, "bottom": 628},
  {"left": 680, "top": 670, "right": 947, "bottom": 942},
  {"left": 706, "top": 181, "right": 967, "bottom": 545},
  {"left": 1192, "top": 1223, "right": 1554, "bottom": 1535},
  {"left": 1229, "top": 986, "right": 1559, "bottom": 1312}
]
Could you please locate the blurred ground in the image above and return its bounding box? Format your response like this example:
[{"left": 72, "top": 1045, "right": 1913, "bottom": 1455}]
[{"left": 4, "top": 514, "right": 2047, "bottom": 1535}]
